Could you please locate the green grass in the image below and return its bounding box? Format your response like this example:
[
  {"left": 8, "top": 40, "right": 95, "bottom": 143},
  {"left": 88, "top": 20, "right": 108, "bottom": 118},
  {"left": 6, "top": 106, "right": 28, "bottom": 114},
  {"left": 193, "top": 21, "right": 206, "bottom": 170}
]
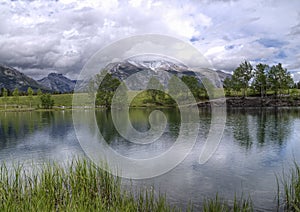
[
  {"left": 278, "top": 161, "right": 300, "bottom": 211},
  {"left": 9, "top": 158, "right": 300, "bottom": 211},
  {"left": 0, "top": 93, "right": 92, "bottom": 110},
  {"left": 0, "top": 159, "right": 176, "bottom": 211},
  {"left": 203, "top": 194, "right": 252, "bottom": 212},
  {"left": 225, "top": 89, "right": 300, "bottom": 98}
]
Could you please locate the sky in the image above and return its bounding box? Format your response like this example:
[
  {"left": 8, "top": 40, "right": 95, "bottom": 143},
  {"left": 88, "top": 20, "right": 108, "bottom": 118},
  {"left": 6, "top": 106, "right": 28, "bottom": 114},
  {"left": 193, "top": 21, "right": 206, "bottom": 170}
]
[{"left": 0, "top": 0, "right": 300, "bottom": 81}]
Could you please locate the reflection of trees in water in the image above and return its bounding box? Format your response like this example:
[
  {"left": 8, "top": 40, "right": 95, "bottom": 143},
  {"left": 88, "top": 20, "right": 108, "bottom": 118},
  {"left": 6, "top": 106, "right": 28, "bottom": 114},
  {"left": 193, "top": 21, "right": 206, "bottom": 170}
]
[
  {"left": 229, "top": 110, "right": 252, "bottom": 149},
  {"left": 95, "top": 108, "right": 181, "bottom": 145},
  {"left": 263, "top": 109, "right": 293, "bottom": 146},
  {"left": 0, "top": 111, "right": 73, "bottom": 149},
  {"left": 96, "top": 110, "right": 119, "bottom": 144},
  {"left": 227, "top": 108, "right": 296, "bottom": 149},
  {"left": 0, "top": 112, "right": 41, "bottom": 149},
  {"left": 256, "top": 110, "right": 267, "bottom": 145}
]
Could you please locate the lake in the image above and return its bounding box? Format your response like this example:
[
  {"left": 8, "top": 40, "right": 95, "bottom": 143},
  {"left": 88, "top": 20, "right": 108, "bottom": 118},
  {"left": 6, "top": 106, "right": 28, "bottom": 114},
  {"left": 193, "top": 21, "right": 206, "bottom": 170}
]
[{"left": 0, "top": 108, "right": 300, "bottom": 210}]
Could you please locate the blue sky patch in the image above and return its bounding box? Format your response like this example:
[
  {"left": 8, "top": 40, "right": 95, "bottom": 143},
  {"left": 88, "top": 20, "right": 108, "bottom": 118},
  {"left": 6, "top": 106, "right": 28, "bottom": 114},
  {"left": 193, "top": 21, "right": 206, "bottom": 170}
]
[{"left": 257, "top": 38, "right": 286, "bottom": 48}]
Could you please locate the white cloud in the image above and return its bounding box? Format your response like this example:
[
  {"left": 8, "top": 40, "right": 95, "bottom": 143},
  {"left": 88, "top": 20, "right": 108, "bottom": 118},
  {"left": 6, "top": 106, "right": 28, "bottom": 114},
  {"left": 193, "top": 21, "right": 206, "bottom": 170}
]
[{"left": 0, "top": 0, "right": 299, "bottom": 79}]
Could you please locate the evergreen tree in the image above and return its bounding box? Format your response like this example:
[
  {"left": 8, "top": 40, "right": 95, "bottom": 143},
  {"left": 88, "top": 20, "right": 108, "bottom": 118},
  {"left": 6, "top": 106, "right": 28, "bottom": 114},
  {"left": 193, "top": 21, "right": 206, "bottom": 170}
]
[
  {"left": 267, "top": 63, "right": 294, "bottom": 98},
  {"left": 252, "top": 63, "right": 268, "bottom": 98},
  {"left": 232, "top": 61, "right": 253, "bottom": 97}
]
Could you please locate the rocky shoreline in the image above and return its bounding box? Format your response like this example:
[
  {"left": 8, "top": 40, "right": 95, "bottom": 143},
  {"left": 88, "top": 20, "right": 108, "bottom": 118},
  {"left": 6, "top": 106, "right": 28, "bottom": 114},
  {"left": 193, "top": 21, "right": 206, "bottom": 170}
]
[{"left": 197, "top": 97, "right": 300, "bottom": 108}]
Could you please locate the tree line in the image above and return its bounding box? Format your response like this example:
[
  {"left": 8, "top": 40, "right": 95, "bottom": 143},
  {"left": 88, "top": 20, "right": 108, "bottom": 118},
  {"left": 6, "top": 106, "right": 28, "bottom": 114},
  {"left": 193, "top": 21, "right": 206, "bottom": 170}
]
[
  {"left": 0, "top": 87, "right": 54, "bottom": 109},
  {"left": 93, "top": 72, "right": 208, "bottom": 108},
  {"left": 223, "top": 61, "right": 297, "bottom": 98}
]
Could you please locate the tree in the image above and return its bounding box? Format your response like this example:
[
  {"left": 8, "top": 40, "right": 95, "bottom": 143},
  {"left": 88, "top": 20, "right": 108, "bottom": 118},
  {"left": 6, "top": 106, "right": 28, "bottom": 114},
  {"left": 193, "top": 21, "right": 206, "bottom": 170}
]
[
  {"left": 168, "top": 75, "right": 187, "bottom": 102},
  {"left": 297, "top": 81, "right": 300, "bottom": 89},
  {"left": 12, "top": 88, "right": 19, "bottom": 107},
  {"left": 181, "top": 75, "right": 207, "bottom": 100},
  {"left": 252, "top": 63, "right": 268, "bottom": 98},
  {"left": 232, "top": 61, "right": 253, "bottom": 97},
  {"left": 146, "top": 77, "right": 165, "bottom": 104},
  {"left": 40, "top": 93, "right": 54, "bottom": 109},
  {"left": 2, "top": 88, "right": 8, "bottom": 110},
  {"left": 267, "top": 63, "right": 294, "bottom": 98},
  {"left": 27, "top": 87, "right": 34, "bottom": 108},
  {"left": 96, "top": 73, "right": 121, "bottom": 107},
  {"left": 37, "top": 88, "right": 43, "bottom": 97},
  {"left": 223, "top": 77, "right": 232, "bottom": 96}
]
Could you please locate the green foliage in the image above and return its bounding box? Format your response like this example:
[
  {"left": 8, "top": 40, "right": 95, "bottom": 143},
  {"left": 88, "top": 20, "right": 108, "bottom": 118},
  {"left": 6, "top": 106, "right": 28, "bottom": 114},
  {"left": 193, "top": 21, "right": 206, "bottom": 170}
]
[
  {"left": 267, "top": 63, "right": 294, "bottom": 98},
  {"left": 225, "top": 61, "right": 295, "bottom": 98},
  {"left": 203, "top": 194, "right": 252, "bottom": 212},
  {"left": 232, "top": 60, "right": 253, "bottom": 97},
  {"left": 2, "top": 88, "right": 8, "bottom": 100},
  {"left": 40, "top": 93, "right": 54, "bottom": 109},
  {"left": 181, "top": 75, "right": 207, "bottom": 100},
  {"left": 37, "top": 88, "right": 42, "bottom": 96},
  {"left": 146, "top": 77, "right": 165, "bottom": 104},
  {"left": 12, "top": 88, "right": 19, "bottom": 106},
  {"left": 0, "top": 159, "right": 175, "bottom": 211},
  {"left": 223, "top": 77, "right": 232, "bottom": 96},
  {"left": 278, "top": 161, "right": 300, "bottom": 211},
  {"left": 252, "top": 63, "right": 269, "bottom": 98},
  {"left": 27, "top": 87, "right": 34, "bottom": 108},
  {"left": 2, "top": 88, "right": 8, "bottom": 109},
  {"left": 96, "top": 73, "right": 121, "bottom": 107}
]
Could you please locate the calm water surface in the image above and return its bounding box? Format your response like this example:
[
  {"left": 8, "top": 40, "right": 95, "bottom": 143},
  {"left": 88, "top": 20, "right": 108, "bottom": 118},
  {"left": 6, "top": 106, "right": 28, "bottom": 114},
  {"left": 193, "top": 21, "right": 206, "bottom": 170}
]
[{"left": 0, "top": 108, "right": 300, "bottom": 210}]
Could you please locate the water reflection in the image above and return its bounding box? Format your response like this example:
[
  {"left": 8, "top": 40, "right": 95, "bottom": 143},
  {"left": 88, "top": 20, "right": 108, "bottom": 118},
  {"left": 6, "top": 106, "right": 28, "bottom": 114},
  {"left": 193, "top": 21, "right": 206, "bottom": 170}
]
[
  {"left": 0, "top": 108, "right": 300, "bottom": 210},
  {"left": 226, "top": 108, "right": 295, "bottom": 149},
  {"left": 0, "top": 111, "right": 82, "bottom": 163}
]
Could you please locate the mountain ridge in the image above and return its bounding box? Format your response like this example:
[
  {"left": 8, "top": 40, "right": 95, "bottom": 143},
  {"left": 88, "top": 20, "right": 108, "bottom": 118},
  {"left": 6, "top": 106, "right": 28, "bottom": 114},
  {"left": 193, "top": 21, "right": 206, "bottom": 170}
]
[
  {"left": 0, "top": 64, "right": 49, "bottom": 92},
  {"left": 38, "top": 73, "right": 76, "bottom": 93}
]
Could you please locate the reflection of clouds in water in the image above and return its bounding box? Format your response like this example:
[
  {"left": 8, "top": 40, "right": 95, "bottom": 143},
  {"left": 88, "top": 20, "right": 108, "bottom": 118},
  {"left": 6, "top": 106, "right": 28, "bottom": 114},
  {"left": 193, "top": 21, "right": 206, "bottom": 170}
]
[
  {"left": 1, "top": 109, "right": 300, "bottom": 210},
  {"left": 0, "top": 111, "right": 83, "bottom": 165}
]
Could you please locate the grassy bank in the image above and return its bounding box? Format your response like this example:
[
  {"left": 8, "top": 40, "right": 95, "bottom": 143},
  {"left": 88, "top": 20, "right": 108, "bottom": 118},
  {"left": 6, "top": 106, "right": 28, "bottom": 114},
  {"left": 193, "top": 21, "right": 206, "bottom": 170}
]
[
  {"left": 6, "top": 158, "right": 300, "bottom": 211},
  {"left": 0, "top": 159, "right": 175, "bottom": 211}
]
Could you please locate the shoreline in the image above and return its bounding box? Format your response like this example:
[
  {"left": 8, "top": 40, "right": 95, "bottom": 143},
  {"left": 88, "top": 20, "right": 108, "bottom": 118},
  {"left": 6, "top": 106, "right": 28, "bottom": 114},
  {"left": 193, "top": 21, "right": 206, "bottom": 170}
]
[{"left": 1, "top": 97, "right": 300, "bottom": 112}]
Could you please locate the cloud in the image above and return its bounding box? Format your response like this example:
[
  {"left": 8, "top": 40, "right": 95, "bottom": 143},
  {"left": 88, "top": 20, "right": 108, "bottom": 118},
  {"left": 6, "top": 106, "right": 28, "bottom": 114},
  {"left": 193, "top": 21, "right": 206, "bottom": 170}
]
[{"left": 0, "top": 0, "right": 300, "bottom": 80}]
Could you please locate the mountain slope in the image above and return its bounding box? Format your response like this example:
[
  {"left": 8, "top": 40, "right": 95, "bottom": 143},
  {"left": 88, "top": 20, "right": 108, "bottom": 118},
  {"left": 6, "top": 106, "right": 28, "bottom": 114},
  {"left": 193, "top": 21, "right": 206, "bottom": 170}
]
[
  {"left": 101, "top": 60, "right": 231, "bottom": 90},
  {"left": 38, "top": 73, "right": 76, "bottom": 93},
  {"left": 0, "top": 64, "right": 47, "bottom": 92}
]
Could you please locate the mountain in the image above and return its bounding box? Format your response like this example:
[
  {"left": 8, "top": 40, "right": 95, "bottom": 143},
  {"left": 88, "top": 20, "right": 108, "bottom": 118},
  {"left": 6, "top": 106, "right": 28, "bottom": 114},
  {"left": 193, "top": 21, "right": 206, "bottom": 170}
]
[
  {"left": 38, "top": 73, "right": 76, "bottom": 93},
  {"left": 99, "top": 60, "right": 231, "bottom": 90},
  {"left": 0, "top": 64, "right": 47, "bottom": 92}
]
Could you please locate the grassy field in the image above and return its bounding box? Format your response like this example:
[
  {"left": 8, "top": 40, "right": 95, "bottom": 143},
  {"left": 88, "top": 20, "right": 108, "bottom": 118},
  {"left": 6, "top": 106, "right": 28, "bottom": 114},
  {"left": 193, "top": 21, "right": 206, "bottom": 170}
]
[
  {"left": 0, "top": 93, "right": 91, "bottom": 110},
  {"left": 0, "top": 91, "right": 176, "bottom": 110}
]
